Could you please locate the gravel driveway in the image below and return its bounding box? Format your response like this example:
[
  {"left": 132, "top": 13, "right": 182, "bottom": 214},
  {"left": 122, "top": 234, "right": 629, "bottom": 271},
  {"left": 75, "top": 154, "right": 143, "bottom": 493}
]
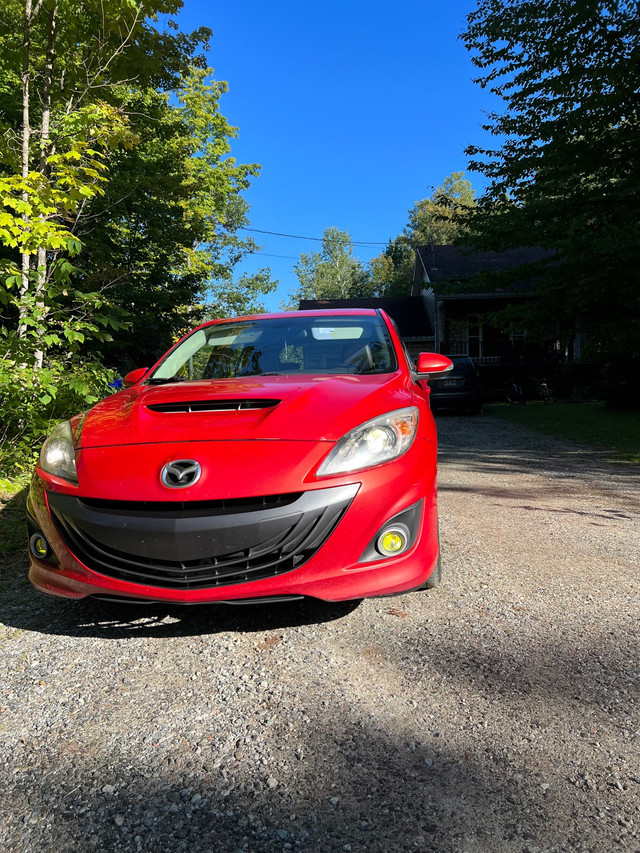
[{"left": 1, "top": 414, "right": 638, "bottom": 853}]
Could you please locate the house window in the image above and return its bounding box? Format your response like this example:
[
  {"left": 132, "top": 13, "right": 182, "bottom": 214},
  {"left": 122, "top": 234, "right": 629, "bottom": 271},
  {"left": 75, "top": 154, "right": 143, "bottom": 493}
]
[{"left": 467, "top": 316, "right": 482, "bottom": 359}]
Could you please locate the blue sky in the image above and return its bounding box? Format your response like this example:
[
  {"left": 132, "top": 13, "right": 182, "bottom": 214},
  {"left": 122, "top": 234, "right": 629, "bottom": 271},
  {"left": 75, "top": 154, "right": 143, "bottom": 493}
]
[{"left": 177, "top": 0, "right": 497, "bottom": 310}]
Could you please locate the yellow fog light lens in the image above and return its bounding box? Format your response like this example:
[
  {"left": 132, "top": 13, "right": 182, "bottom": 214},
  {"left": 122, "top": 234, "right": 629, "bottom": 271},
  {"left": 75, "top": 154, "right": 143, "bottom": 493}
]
[
  {"left": 30, "top": 533, "right": 50, "bottom": 559},
  {"left": 381, "top": 532, "right": 404, "bottom": 552},
  {"left": 377, "top": 525, "right": 409, "bottom": 556}
]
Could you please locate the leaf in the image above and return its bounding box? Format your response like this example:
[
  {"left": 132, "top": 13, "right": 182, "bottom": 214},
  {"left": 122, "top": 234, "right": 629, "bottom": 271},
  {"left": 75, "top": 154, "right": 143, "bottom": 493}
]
[
  {"left": 386, "top": 608, "right": 408, "bottom": 619},
  {"left": 257, "top": 635, "right": 282, "bottom": 650}
]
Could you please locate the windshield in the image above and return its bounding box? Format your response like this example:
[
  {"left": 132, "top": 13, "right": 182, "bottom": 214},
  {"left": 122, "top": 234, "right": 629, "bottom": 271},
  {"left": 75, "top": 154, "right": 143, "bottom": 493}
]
[{"left": 149, "top": 316, "right": 398, "bottom": 382}]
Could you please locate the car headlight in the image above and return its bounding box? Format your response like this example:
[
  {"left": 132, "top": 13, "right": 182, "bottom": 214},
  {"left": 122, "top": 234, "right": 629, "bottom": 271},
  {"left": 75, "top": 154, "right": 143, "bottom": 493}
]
[
  {"left": 317, "top": 407, "right": 419, "bottom": 476},
  {"left": 39, "top": 421, "right": 78, "bottom": 483}
]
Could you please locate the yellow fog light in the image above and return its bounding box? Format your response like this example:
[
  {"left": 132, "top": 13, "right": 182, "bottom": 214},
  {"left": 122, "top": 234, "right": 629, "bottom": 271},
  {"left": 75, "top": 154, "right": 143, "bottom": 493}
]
[
  {"left": 377, "top": 525, "right": 409, "bottom": 557},
  {"left": 30, "top": 533, "right": 50, "bottom": 560}
]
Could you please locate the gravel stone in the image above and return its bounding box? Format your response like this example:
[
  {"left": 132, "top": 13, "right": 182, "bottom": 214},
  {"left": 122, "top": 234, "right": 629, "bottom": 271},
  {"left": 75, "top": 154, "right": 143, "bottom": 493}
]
[{"left": 1, "top": 414, "right": 638, "bottom": 852}]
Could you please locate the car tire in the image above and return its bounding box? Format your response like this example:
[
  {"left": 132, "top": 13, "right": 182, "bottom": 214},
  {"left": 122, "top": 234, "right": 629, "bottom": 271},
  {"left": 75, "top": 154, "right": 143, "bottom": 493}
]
[
  {"left": 423, "top": 550, "right": 442, "bottom": 589},
  {"left": 422, "top": 523, "right": 442, "bottom": 590}
]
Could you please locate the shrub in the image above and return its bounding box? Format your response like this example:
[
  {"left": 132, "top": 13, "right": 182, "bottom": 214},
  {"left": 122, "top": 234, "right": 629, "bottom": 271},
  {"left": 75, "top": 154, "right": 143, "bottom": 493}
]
[{"left": 0, "top": 341, "right": 115, "bottom": 481}]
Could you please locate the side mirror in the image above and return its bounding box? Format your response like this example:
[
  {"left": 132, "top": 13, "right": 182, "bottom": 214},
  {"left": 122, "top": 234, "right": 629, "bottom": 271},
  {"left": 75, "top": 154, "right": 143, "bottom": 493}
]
[
  {"left": 123, "top": 367, "right": 149, "bottom": 387},
  {"left": 415, "top": 353, "right": 453, "bottom": 377}
]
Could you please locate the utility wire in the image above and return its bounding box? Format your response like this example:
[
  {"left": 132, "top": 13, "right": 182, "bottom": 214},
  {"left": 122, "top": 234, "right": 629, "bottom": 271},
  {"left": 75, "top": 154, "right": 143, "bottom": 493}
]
[
  {"left": 241, "top": 227, "right": 386, "bottom": 248},
  {"left": 248, "top": 251, "right": 300, "bottom": 260}
]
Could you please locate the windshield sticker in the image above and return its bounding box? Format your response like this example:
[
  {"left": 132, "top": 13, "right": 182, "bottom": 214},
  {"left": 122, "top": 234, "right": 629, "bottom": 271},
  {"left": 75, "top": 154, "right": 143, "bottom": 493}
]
[{"left": 311, "top": 326, "right": 364, "bottom": 340}]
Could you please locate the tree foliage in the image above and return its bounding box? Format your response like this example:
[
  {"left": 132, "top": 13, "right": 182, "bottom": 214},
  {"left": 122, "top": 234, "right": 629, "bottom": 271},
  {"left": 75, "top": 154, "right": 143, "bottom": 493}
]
[
  {"left": 0, "top": 0, "right": 272, "bottom": 477},
  {"left": 368, "top": 173, "right": 477, "bottom": 296},
  {"left": 206, "top": 268, "right": 278, "bottom": 320},
  {"left": 405, "top": 172, "right": 476, "bottom": 247},
  {"left": 461, "top": 0, "right": 640, "bottom": 358},
  {"left": 285, "top": 227, "right": 375, "bottom": 308},
  {"left": 0, "top": 104, "right": 133, "bottom": 477},
  {"left": 369, "top": 236, "right": 415, "bottom": 297},
  {"left": 78, "top": 68, "right": 267, "bottom": 367},
  {"left": 284, "top": 174, "right": 477, "bottom": 306}
]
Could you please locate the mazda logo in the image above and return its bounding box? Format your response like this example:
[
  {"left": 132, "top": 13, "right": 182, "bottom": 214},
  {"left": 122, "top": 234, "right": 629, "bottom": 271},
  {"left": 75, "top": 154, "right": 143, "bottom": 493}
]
[{"left": 161, "top": 459, "right": 202, "bottom": 489}]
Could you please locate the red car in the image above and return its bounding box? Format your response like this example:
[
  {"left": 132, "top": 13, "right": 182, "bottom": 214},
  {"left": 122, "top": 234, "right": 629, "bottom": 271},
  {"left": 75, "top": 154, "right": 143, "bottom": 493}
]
[{"left": 27, "top": 310, "right": 452, "bottom": 604}]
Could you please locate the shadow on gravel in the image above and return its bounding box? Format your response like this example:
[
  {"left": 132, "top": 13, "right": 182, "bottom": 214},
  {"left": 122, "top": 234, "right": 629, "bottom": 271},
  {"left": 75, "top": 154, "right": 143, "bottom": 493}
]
[
  {"left": 2, "top": 678, "right": 616, "bottom": 853},
  {"left": 0, "top": 577, "right": 362, "bottom": 638},
  {"left": 438, "top": 482, "right": 637, "bottom": 519},
  {"left": 379, "top": 624, "right": 636, "bottom": 716},
  {"left": 0, "top": 693, "right": 564, "bottom": 853},
  {"left": 438, "top": 442, "right": 605, "bottom": 480},
  {"left": 3, "top": 606, "right": 635, "bottom": 853},
  {"left": 435, "top": 412, "right": 640, "bottom": 484}
]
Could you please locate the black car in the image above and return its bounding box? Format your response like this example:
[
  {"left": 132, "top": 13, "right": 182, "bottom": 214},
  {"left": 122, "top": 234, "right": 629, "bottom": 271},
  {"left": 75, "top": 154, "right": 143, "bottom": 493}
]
[{"left": 428, "top": 355, "right": 483, "bottom": 415}]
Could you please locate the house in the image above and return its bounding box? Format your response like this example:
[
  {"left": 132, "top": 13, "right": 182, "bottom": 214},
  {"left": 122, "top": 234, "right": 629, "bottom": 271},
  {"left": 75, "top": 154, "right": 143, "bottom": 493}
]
[
  {"left": 298, "top": 295, "right": 436, "bottom": 361},
  {"left": 299, "top": 245, "right": 562, "bottom": 389},
  {"left": 412, "top": 244, "right": 555, "bottom": 367}
]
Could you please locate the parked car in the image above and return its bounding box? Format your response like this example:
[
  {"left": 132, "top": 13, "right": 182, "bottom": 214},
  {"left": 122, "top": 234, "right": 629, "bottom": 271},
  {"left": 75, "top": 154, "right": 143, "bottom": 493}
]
[
  {"left": 27, "top": 310, "right": 453, "bottom": 605},
  {"left": 428, "top": 355, "right": 483, "bottom": 415}
]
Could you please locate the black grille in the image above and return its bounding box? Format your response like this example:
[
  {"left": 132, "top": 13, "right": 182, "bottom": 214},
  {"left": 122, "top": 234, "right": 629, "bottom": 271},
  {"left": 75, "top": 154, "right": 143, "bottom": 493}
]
[
  {"left": 47, "top": 486, "right": 357, "bottom": 590},
  {"left": 146, "top": 399, "right": 280, "bottom": 413},
  {"left": 79, "top": 493, "right": 302, "bottom": 514}
]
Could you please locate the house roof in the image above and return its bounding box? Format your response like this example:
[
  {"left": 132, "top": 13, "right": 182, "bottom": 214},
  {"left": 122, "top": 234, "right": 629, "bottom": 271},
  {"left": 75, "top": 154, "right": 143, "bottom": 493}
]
[
  {"left": 298, "top": 297, "right": 434, "bottom": 338},
  {"left": 414, "top": 245, "right": 553, "bottom": 293}
]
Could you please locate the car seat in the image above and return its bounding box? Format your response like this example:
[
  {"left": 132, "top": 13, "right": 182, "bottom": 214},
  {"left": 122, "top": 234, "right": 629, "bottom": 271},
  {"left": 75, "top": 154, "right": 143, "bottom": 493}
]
[{"left": 342, "top": 342, "right": 374, "bottom": 373}]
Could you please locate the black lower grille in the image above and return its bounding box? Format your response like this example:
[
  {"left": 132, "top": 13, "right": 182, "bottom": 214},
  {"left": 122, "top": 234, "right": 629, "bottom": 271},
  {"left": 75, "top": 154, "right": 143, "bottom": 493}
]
[{"left": 47, "top": 486, "right": 358, "bottom": 590}]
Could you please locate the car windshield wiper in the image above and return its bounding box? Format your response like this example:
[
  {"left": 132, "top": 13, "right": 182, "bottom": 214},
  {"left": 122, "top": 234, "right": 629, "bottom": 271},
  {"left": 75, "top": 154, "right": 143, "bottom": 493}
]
[
  {"left": 236, "top": 371, "right": 281, "bottom": 377},
  {"left": 146, "top": 376, "right": 189, "bottom": 385}
]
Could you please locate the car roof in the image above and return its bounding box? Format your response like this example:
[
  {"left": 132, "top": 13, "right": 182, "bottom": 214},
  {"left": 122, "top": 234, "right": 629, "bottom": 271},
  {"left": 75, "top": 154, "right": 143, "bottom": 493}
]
[{"left": 202, "top": 308, "right": 382, "bottom": 326}]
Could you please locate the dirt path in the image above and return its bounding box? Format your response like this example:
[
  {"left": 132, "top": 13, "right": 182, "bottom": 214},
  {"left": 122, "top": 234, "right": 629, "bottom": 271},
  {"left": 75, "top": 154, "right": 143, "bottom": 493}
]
[{"left": 1, "top": 414, "right": 638, "bottom": 853}]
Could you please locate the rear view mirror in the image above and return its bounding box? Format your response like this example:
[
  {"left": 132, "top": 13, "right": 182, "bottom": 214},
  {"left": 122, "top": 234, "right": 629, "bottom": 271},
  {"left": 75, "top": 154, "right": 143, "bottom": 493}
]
[
  {"left": 415, "top": 353, "right": 453, "bottom": 377},
  {"left": 123, "top": 367, "right": 149, "bottom": 387}
]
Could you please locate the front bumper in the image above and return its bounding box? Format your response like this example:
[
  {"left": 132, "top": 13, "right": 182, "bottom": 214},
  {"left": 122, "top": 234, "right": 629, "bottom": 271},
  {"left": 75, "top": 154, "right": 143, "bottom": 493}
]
[
  {"left": 45, "top": 485, "right": 358, "bottom": 590},
  {"left": 27, "top": 439, "right": 440, "bottom": 602}
]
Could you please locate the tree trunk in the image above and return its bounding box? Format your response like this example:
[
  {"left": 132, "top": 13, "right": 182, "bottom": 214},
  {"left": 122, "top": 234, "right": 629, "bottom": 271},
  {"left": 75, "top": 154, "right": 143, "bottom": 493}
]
[
  {"left": 18, "top": 0, "right": 33, "bottom": 336},
  {"left": 32, "top": 2, "right": 57, "bottom": 370},
  {"left": 36, "top": 1, "right": 57, "bottom": 281},
  {"left": 17, "top": 0, "right": 49, "bottom": 366}
]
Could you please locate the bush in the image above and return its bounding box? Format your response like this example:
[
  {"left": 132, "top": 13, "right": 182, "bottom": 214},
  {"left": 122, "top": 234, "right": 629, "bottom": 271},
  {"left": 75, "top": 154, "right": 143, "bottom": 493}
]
[
  {"left": 605, "top": 357, "right": 640, "bottom": 411},
  {"left": 0, "top": 344, "right": 115, "bottom": 481}
]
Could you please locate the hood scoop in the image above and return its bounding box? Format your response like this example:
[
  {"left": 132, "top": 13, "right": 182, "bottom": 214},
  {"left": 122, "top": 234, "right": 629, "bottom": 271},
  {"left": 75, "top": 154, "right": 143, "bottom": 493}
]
[{"left": 145, "top": 398, "right": 281, "bottom": 414}]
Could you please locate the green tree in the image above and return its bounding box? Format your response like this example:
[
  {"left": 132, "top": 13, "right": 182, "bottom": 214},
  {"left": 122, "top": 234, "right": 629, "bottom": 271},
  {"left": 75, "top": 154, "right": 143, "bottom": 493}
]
[
  {"left": 0, "top": 0, "right": 268, "bottom": 369},
  {"left": 461, "top": 0, "right": 640, "bottom": 360},
  {"left": 0, "top": 0, "right": 210, "bottom": 322},
  {"left": 284, "top": 227, "right": 374, "bottom": 308},
  {"left": 406, "top": 172, "right": 476, "bottom": 247},
  {"left": 0, "top": 0, "right": 269, "bottom": 475},
  {"left": 80, "top": 69, "right": 265, "bottom": 367},
  {"left": 368, "top": 173, "right": 477, "bottom": 296},
  {"left": 369, "top": 236, "right": 414, "bottom": 297},
  {"left": 206, "top": 268, "right": 278, "bottom": 319},
  {"left": 0, "top": 116, "right": 132, "bottom": 477}
]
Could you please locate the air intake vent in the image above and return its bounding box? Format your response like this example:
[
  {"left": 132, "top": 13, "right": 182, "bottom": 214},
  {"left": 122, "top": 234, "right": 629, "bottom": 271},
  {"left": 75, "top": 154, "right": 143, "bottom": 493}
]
[{"left": 146, "top": 399, "right": 280, "bottom": 414}]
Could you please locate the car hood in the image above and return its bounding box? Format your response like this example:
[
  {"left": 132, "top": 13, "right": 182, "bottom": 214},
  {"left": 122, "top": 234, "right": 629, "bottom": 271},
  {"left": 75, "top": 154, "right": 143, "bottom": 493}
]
[{"left": 76, "top": 374, "right": 414, "bottom": 449}]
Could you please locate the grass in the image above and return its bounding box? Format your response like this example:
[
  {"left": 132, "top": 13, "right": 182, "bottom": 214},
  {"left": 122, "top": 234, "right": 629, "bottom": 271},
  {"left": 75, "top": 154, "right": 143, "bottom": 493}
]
[
  {"left": 0, "top": 483, "right": 28, "bottom": 557},
  {"left": 487, "top": 401, "right": 640, "bottom": 464}
]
